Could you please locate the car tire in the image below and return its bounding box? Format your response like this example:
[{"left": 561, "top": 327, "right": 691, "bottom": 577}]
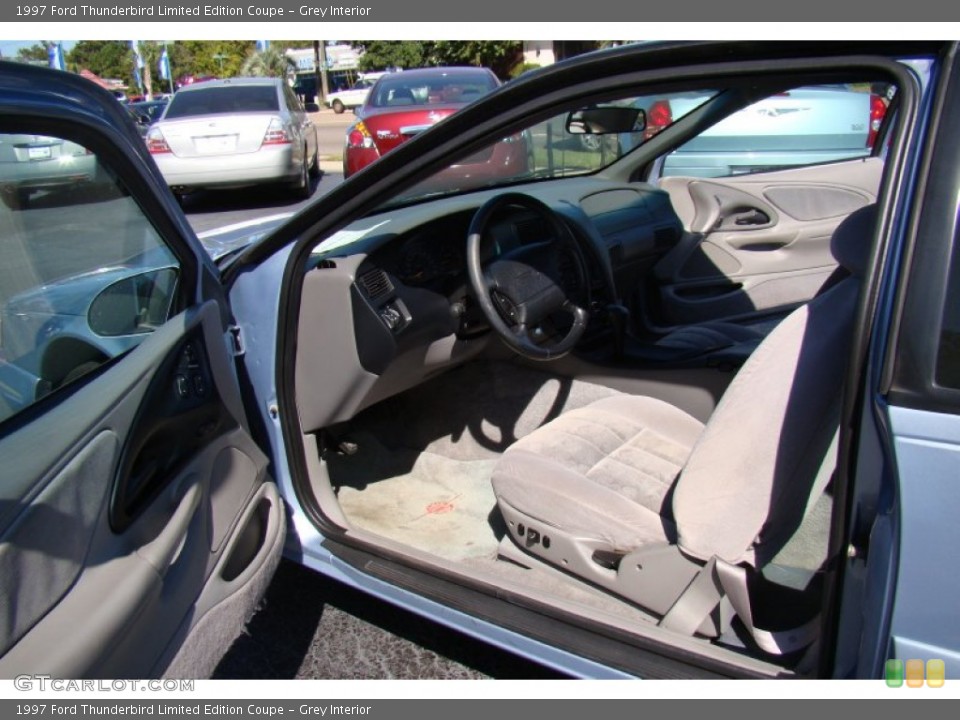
[
  {"left": 308, "top": 145, "right": 321, "bottom": 178},
  {"left": 579, "top": 134, "right": 603, "bottom": 152},
  {"left": 291, "top": 157, "right": 311, "bottom": 200},
  {"left": 332, "top": 99, "right": 345, "bottom": 114}
]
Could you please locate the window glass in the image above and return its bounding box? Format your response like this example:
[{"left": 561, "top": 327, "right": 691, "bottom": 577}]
[
  {"left": 661, "top": 83, "right": 894, "bottom": 178},
  {"left": 0, "top": 132, "right": 179, "bottom": 425},
  {"left": 165, "top": 85, "right": 280, "bottom": 118},
  {"left": 379, "top": 90, "right": 717, "bottom": 209}
]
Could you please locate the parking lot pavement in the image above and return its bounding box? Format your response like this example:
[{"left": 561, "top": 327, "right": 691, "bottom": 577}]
[{"left": 213, "top": 560, "right": 564, "bottom": 680}]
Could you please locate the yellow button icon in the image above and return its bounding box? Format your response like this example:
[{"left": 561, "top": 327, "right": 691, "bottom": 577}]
[{"left": 927, "top": 659, "right": 945, "bottom": 688}]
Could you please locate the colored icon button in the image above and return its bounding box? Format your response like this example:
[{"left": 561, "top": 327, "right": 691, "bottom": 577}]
[
  {"left": 885, "top": 659, "right": 904, "bottom": 687},
  {"left": 906, "top": 659, "right": 925, "bottom": 688},
  {"left": 927, "top": 659, "right": 945, "bottom": 688}
]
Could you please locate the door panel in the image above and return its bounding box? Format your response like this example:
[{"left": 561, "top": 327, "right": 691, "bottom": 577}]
[
  {"left": 654, "top": 157, "right": 883, "bottom": 326},
  {"left": 0, "top": 67, "right": 284, "bottom": 678},
  {"left": 0, "top": 303, "right": 283, "bottom": 678}
]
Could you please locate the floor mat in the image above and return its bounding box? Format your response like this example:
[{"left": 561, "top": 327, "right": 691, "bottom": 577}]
[{"left": 332, "top": 432, "right": 502, "bottom": 561}]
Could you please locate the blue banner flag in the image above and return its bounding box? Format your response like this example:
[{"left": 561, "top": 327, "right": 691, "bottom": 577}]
[
  {"left": 159, "top": 47, "right": 171, "bottom": 81},
  {"left": 48, "top": 43, "right": 65, "bottom": 71}
]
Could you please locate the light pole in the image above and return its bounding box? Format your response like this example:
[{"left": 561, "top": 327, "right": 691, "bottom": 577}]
[{"left": 212, "top": 53, "right": 226, "bottom": 76}]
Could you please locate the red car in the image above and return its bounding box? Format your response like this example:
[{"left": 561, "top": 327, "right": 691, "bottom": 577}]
[{"left": 344, "top": 67, "right": 528, "bottom": 180}]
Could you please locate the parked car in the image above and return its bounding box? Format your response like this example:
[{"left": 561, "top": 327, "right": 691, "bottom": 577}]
[
  {"left": 145, "top": 77, "right": 319, "bottom": 200},
  {"left": 0, "top": 133, "right": 98, "bottom": 209},
  {"left": 619, "top": 85, "right": 890, "bottom": 177},
  {"left": 1, "top": 42, "right": 958, "bottom": 685},
  {"left": 344, "top": 66, "right": 514, "bottom": 177},
  {"left": 326, "top": 74, "right": 383, "bottom": 114},
  {"left": 126, "top": 99, "right": 169, "bottom": 137}
]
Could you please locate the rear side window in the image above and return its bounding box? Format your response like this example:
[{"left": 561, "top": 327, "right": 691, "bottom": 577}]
[{"left": 165, "top": 85, "right": 280, "bottom": 119}]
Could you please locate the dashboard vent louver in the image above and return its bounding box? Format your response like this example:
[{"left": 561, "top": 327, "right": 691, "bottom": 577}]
[{"left": 358, "top": 268, "right": 394, "bottom": 300}]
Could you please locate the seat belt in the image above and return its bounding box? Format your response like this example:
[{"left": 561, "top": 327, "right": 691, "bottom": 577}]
[{"left": 659, "top": 558, "right": 820, "bottom": 655}]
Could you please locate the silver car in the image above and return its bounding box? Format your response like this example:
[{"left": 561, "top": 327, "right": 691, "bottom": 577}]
[
  {"left": 0, "top": 134, "right": 98, "bottom": 209},
  {"left": 146, "top": 77, "right": 319, "bottom": 200}
]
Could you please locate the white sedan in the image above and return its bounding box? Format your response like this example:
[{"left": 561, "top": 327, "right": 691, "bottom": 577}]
[{"left": 146, "top": 77, "right": 319, "bottom": 200}]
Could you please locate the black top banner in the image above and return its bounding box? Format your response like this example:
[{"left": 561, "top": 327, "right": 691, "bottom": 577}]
[{"left": 1, "top": 0, "right": 957, "bottom": 22}]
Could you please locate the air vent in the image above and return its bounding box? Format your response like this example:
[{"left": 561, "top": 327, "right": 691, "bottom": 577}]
[
  {"left": 357, "top": 268, "right": 394, "bottom": 301},
  {"left": 317, "top": 259, "right": 337, "bottom": 269}
]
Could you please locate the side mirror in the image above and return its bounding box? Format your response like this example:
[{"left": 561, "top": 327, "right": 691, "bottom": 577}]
[
  {"left": 566, "top": 106, "right": 646, "bottom": 135},
  {"left": 88, "top": 268, "right": 178, "bottom": 337}
]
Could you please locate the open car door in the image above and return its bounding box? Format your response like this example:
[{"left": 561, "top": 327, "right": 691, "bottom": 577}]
[{"left": 0, "top": 64, "right": 284, "bottom": 678}]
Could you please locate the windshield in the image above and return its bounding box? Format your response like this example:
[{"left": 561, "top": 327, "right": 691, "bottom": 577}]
[
  {"left": 164, "top": 85, "right": 280, "bottom": 119},
  {"left": 379, "top": 90, "right": 717, "bottom": 208}
]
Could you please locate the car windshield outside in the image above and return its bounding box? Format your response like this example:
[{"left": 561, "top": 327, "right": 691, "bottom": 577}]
[
  {"left": 164, "top": 85, "right": 280, "bottom": 119},
  {"left": 380, "top": 89, "right": 718, "bottom": 209},
  {"left": 368, "top": 70, "right": 498, "bottom": 108}
]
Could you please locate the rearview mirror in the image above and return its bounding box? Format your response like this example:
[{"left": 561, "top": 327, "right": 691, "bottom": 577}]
[{"left": 566, "top": 106, "right": 646, "bottom": 135}]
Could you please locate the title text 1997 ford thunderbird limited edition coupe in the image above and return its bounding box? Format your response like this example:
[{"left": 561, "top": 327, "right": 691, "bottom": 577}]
[{"left": 0, "top": 41, "right": 958, "bottom": 680}]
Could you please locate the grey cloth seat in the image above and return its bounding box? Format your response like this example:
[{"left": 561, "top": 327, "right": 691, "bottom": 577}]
[{"left": 492, "top": 204, "right": 876, "bottom": 648}]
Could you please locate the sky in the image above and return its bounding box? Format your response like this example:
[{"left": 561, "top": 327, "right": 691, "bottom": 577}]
[{"left": 0, "top": 40, "right": 76, "bottom": 60}]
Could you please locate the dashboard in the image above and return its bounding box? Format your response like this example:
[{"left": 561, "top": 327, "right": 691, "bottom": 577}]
[{"left": 295, "top": 179, "right": 684, "bottom": 433}]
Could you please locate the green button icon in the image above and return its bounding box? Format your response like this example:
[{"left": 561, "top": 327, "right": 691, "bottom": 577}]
[{"left": 886, "top": 659, "right": 904, "bottom": 687}]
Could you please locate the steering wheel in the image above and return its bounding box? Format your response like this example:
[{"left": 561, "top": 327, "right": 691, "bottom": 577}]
[{"left": 466, "top": 193, "right": 590, "bottom": 361}]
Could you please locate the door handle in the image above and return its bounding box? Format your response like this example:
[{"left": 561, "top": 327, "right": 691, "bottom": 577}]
[
  {"left": 732, "top": 209, "right": 771, "bottom": 226},
  {"left": 137, "top": 482, "right": 202, "bottom": 578}
]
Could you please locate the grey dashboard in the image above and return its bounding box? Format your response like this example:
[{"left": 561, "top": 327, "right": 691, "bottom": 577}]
[{"left": 295, "top": 178, "right": 683, "bottom": 434}]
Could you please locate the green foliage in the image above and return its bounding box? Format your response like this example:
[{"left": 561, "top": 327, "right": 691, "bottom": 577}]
[
  {"left": 348, "top": 40, "right": 523, "bottom": 78},
  {"left": 241, "top": 46, "right": 297, "bottom": 79},
  {"left": 169, "top": 41, "right": 256, "bottom": 80},
  {"left": 509, "top": 62, "right": 546, "bottom": 79},
  {"left": 430, "top": 41, "right": 522, "bottom": 78},
  {"left": 16, "top": 43, "right": 50, "bottom": 62},
  {"left": 66, "top": 40, "right": 132, "bottom": 79},
  {"left": 351, "top": 41, "right": 430, "bottom": 72}
]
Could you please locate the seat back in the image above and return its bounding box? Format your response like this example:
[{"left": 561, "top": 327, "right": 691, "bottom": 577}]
[{"left": 671, "top": 205, "right": 877, "bottom": 568}]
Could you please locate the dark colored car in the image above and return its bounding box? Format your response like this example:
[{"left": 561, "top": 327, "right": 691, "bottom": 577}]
[
  {"left": 343, "top": 66, "right": 526, "bottom": 178},
  {"left": 126, "top": 99, "right": 169, "bottom": 137}
]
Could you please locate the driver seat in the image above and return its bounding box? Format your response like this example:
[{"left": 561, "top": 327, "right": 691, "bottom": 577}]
[{"left": 491, "top": 204, "right": 876, "bottom": 653}]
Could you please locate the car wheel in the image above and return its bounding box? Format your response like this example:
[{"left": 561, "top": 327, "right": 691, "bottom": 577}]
[
  {"left": 0, "top": 186, "right": 20, "bottom": 210},
  {"left": 291, "top": 157, "right": 311, "bottom": 200},
  {"left": 332, "top": 99, "right": 345, "bottom": 114},
  {"left": 579, "top": 134, "right": 603, "bottom": 152},
  {"left": 308, "top": 145, "right": 321, "bottom": 178}
]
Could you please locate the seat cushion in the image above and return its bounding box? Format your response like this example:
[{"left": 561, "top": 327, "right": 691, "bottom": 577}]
[{"left": 492, "top": 394, "right": 704, "bottom": 553}]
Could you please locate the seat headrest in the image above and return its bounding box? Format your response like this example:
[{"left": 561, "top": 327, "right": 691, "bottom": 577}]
[{"left": 831, "top": 204, "right": 877, "bottom": 278}]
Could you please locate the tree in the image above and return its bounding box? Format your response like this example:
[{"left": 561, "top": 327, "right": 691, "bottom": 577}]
[
  {"left": 66, "top": 40, "right": 131, "bottom": 80},
  {"left": 170, "top": 41, "right": 255, "bottom": 80},
  {"left": 350, "top": 41, "right": 431, "bottom": 72},
  {"left": 430, "top": 41, "right": 522, "bottom": 78},
  {"left": 241, "top": 46, "right": 296, "bottom": 79},
  {"left": 348, "top": 40, "right": 523, "bottom": 78},
  {"left": 16, "top": 43, "right": 51, "bottom": 63}
]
